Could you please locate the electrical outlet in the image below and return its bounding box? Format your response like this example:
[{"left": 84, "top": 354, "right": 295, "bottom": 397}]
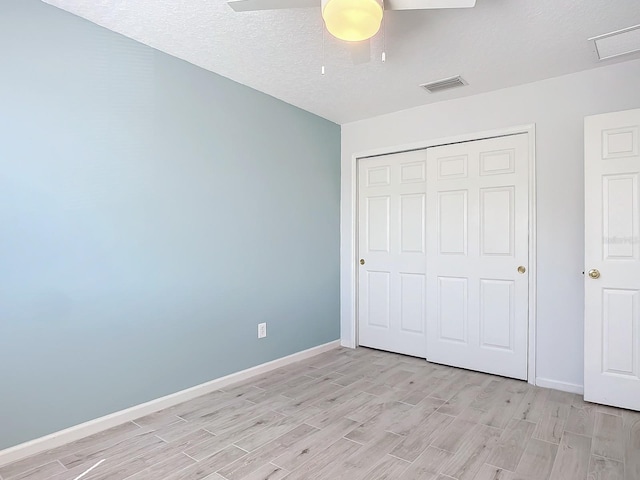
[{"left": 258, "top": 322, "right": 267, "bottom": 339}]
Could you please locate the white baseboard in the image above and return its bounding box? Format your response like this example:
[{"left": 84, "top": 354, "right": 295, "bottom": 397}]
[
  {"left": 536, "top": 377, "right": 584, "bottom": 395},
  {"left": 0, "top": 340, "right": 341, "bottom": 468}
]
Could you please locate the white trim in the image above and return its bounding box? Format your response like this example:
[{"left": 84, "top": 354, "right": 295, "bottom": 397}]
[
  {"left": 344, "top": 124, "right": 538, "bottom": 384},
  {"left": 536, "top": 377, "right": 584, "bottom": 395},
  {"left": 527, "top": 125, "right": 537, "bottom": 385},
  {"left": 0, "top": 340, "right": 340, "bottom": 468},
  {"left": 349, "top": 124, "right": 538, "bottom": 161},
  {"left": 342, "top": 142, "right": 359, "bottom": 350}
]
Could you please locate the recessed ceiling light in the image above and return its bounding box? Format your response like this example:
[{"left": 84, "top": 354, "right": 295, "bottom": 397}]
[{"left": 589, "top": 24, "right": 640, "bottom": 61}]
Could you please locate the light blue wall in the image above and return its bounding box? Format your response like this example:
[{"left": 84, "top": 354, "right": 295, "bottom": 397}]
[{"left": 0, "top": 0, "right": 340, "bottom": 450}]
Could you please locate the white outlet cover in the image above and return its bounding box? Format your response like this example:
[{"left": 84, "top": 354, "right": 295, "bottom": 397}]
[{"left": 258, "top": 323, "right": 267, "bottom": 339}]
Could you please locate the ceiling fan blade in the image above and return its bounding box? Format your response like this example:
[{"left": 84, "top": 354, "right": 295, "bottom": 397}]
[
  {"left": 350, "top": 39, "right": 371, "bottom": 65},
  {"left": 228, "top": 0, "right": 318, "bottom": 12},
  {"left": 385, "top": 0, "right": 475, "bottom": 10}
]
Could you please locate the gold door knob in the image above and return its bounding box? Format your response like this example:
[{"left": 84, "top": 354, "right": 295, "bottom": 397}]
[
  {"left": 360, "top": 259, "right": 365, "bottom": 265},
  {"left": 588, "top": 269, "right": 600, "bottom": 279},
  {"left": 517, "top": 266, "right": 526, "bottom": 274}
]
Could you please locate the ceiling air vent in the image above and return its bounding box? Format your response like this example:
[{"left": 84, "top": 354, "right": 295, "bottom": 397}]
[
  {"left": 420, "top": 75, "right": 468, "bottom": 94},
  {"left": 589, "top": 24, "right": 640, "bottom": 61}
]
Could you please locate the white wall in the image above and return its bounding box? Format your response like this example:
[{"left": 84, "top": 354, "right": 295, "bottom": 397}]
[{"left": 341, "top": 59, "right": 640, "bottom": 390}]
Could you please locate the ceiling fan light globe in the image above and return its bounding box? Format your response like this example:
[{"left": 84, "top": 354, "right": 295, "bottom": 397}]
[{"left": 322, "top": 0, "right": 383, "bottom": 42}]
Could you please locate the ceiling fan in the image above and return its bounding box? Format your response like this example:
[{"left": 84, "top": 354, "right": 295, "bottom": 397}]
[{"left": 227, "top": 0, "right": 477, "bottom": 64}]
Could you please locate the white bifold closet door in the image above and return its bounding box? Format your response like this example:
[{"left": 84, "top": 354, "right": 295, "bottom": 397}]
[
  {"left": 357, "top": 134, "right": 530, "bottom": 380},
  {"left": 358, "top": 150, "right": 428, "bottom": 358},
  {"left": 584, "top": 108, "right": 640, "bottom": 411},
  {"left": 425, "top": 134, "right": 530, "bottom": 380}
]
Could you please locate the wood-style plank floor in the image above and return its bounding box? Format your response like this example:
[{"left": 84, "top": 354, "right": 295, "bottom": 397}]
[{"left": 1, "top": 347, "right": 639, "bottom": 480}]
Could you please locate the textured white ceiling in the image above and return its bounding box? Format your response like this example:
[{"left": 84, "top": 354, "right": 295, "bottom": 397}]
[{"left": 42, "top": 0, "right": 640, "bottom": 124}]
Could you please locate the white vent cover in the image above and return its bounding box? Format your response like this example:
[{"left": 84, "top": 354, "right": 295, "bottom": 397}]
[
  {"left": 420, "top": 75, "right": 468, "bottom": 94},
  {"left": 589, "top": 24, "right": 640, "bottom": 61}
]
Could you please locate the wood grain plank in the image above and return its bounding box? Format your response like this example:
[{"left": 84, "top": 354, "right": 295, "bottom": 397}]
[
  {"left": 429, "top": 371, "right": 470, "bottom": 402},
  {"left": 37, "top": 462, "right": 111, "bottom": 480},
  {"left": 272, "top": 418, "right": 358, "bottom": 471},
  {"left": 592, "top": 412, "right": 623, "bottom": 462},
  {"left": 623, "top": 410, "right": 640, "bottom": 480},
  {"left": 133, "top": 411, "right": 185, "bottom": 429},
  {"left": 239, "top": 463, "right": 289, "bottom": 480},
  {"left": 185, "top": 412, "right": 286, "bottom": 461},
  {"left": 218, "top": 424, "right": 318, "bottom": 480},
  {"left": 3, "top": 461, "right": 66, "bottom": 480},
  {"left": 305, "top": 391, "right": 376, "bottom": 429},
  {"left": 548, "top": 432, "right": 592, "bottom": 480},
  {"left": 436, "top": 383, "right": 484, "bottom": 417},
  {"left": 533, "top": 400, "right": 570, "bottom": 445},
  {"left": 344, "top": 401, "right": 413, "bottom": 444},
  {"left": 203, "top": 399, "right": 289, "bottom": 435},
  {"left": 398, "top": 378, "right": 443, "bottom": 406},
  {"left": 565, "top": 405, "right": 596, "bottom": 437},
  {"left": 440, "top": 424, "right": 502, "bottom": 480},
  {"left": 86, "top": 430, "right": 211, "bottom": 480},
  {"left": 468, "top": 380, "right": 505, "bottom": 411},
  {"left": 511, "top": 438, "right": 557, "bottom": 480},
  {"left": 59, "top": 429, "right": 164, "bottom": 470},
  {"left": 485, "top": 419, "right": 536, "bottom": 471},
  {"left": 385, "top": 397, "right": 445, "bottom": 436},
  {"left": 399, "top": 446, "right": 453, "bottom": 480},
  {"left": 154, "top": 418, "right": 209, "bottom": 443},
  {"left": 587, "top": 455, "right": 623, "bottom": 480},
  {"left": 473, "top": 464, "right": 515, "bottom": 480},
  {"left": 178, "top": 396, "right": 255, "bottom": 424},
  {"left": 316, "top": 431, "right": 401, "bottom": 480},
  {"left": 275, "top": 382, "right": 344, "bottom": 417},
  {"left": 361, "top": 454, "right": 411, "bottom": 479},
  {"left": 431, "top": 418, "right": 478, "bottom": 453},
  {"left": 389, "top": 412, "right": 454, "bottom": 462},
  {"left": 377, "top": 366, "right": 416, "bottom": 388},
  {"left": 596, "top": 405, "right": 623, "bottom": 417},
  {"left": 164, "top": 445, "right": 248, "bottom": 480},
  {"left": 233, "top": 414, "right": 308, "bottom": 453},
  {"left": 123, "top": 453, "right": 196, "bottom": 480},
  {"left": 0, "top": 423, "right": 142, "bottom": 480},
  {"left": 283, "top": 438, "right": 363, "bottom": 480},
  {"left": 481, "top": 384, "right": 530, "bottom": 429},
  {"left": 513, "top": 388, "right": 550, "bottom": 424}
]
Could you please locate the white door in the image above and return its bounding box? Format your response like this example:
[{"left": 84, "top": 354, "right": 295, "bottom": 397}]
[
  {"left": 426, "top": 134, "right": 530, "bottom": 380},
  {"left": 358, "top": 150, "right": 427, "bottom": 358},
  {"left": 584, "top": 108, "right": 640, "bottom": 411}
]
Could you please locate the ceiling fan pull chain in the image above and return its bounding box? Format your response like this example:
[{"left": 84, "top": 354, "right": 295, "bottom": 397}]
[
  {"left": 381, "top": 1, "right": 386, "bottom": 63},
  {"left": 321, "top": 26, "right": 326, "bottom": 75}
]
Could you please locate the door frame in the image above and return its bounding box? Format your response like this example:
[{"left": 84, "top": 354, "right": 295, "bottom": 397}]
[{"left": 346, "top": 124, "right": 538, "bottom": 384}]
